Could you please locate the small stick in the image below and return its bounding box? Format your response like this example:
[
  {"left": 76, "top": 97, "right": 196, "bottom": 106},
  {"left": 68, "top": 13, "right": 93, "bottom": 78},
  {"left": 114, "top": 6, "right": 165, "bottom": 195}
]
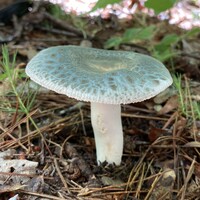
[
  {"left": 54, "top": 158, "right": 70, "bottom": 193},
  {"left": 43, "top": 12, "right": 83, "bottom": 37}
]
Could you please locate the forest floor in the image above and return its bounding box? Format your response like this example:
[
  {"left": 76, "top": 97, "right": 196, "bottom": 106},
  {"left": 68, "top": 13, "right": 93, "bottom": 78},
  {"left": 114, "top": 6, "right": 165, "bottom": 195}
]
[{"left": 0, "top": 1, "right": 200, "bottom": 200}]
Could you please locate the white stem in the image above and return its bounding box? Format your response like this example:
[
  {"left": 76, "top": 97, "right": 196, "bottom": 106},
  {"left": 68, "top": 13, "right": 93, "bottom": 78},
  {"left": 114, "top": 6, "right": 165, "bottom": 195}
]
[{"left": 91, "top": 102, "right": 123, "bottom": 165}]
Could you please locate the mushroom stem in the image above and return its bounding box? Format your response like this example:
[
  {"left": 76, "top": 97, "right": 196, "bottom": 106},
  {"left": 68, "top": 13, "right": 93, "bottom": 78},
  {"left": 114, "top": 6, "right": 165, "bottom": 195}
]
[{"left": 91, "top": 102, "right": 123, "bottom": 165}]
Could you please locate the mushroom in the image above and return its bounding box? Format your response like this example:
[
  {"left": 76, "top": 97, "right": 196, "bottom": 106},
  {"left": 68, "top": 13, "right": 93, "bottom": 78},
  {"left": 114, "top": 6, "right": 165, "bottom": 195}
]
[{"left": 25, "top": 45, "right": 173, "bottom": 165}]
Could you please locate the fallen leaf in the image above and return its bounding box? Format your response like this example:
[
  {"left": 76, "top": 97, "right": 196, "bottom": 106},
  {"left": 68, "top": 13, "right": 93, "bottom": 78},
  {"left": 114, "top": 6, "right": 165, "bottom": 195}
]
[
  {"left": 101, "top": 176, "right": 124, "bottom": 186},
  {"left": 0, "top": 184, "right": 24, "bottom": 194},
  {"left": 149, "top": 168, "right": 176, "bottom": 200},
  {"left": 0, "top": 149, "right": 16, "bottom": 159},
  {"left": 153, "top": 87, "right": 176, "bottom": 104},
  {"left": 158, "top": 95, "right": 178, "bottom": 115},
  {"left": 148, "top": 125, "right": 167, "bottom": 142},
  {"left": 0, "top": 159, "right": 38, "bottom": 184}
]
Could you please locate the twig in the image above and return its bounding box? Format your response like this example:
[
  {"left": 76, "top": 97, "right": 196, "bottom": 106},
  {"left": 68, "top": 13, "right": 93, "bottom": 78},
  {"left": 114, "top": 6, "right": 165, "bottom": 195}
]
[
  {"left": 122, "top": 113, "right": 168, "bottom": 121},
  {"left": 0, "top": 109, "right": 38, "bottom": 139},
  {"left": 178, "top": 156, "right": 196, "bottom": 199},
  {"left": 54, "top": 158, "right": 70, "bottom": 193},
  {"left": 0, "top": 109, "right": 38, "bottom": 151},
  {"left": 19, "top": 190, "right": 67, "bottom": 200},
  {"left": 35, "top": 26, "right": 77, "bottom": 37},
  {"left": 43, "top": 12, "right": 83, "bottom": 37},
  {"left": 0, "top": 171, "right": 53, "bottom": 179},
  {"left": 12, "top": 15, "right": 23, "bottom": 39}
]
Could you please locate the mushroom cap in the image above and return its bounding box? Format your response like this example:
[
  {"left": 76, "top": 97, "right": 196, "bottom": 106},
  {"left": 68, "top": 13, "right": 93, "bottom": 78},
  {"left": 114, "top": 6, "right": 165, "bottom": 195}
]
[{"left": 25, "top": 45, "right": 173, "bottom": 104}]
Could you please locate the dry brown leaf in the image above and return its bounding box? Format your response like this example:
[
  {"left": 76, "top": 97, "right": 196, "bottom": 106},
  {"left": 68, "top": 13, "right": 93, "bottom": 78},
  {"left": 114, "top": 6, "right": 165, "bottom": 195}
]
[
  {"left": 153, "top": 88, "right": 175, "bottom": 104},
  {"left": 101, "top": 176, "right": 124, "bottom": 186},
  {"left": 149, "top": 168, "right": 176, "bottom": 200},
  {"left": 17, "top": 46, "right": 38, "bottom": 60},
  {"left": 0, "top": 78, "right": 12, "bottom": 96},
  {"left": 0, "top": 159, "right": 38, "bottom": 184},
  {"left": 148, "top": 126, "right": 167, "bottom": 142},
  {"left": 158, "top": 95, "right": 178, "bottom": 115},
  {"left": 0, "top": 184, "right": 24, "bottom": 194},
  {"left": 0, "top": 149, "right": 16, "bottom": 160},
  {"left": 24, "top": 176, "right": 44, "bottom": 193}
]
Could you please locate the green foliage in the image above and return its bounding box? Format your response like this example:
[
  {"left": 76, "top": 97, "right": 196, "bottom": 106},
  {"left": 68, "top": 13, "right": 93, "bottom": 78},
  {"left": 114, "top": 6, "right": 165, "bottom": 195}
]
[
  {"left": 152, "top": 34, "right": 180, "bottom": 61},
  {"left": 0, "top": 46, "right": 36, "bottom": 114},
  {"left": 124, "top": 26, "right": 155, "bottom": 41},
  {"left": 104, "top": 37, "right": 123, "bottom": 49},
  {"left": 0, "top": 72, "right": 9, "bottom": 81},
  {"left": 155, "top": 34, "right": 179, "bottom": 52},
  {"left": 153, "top": 27, "right": 200, "bottom": 61},
  {"left": 1, "top": 46, "right": 47, "bottom": 142},
  {"left": 1, "top": 46, "right": 17, "bottom": 85},
  {"left": 184, "top": 27, "right": 200, "bottom": 38},
  {"left": 105, "top": 26, "right": 200, "bottom": 62},
  {"left": 104, "top": 25, "right": 200, "bottom": 62},
  {"left": 91, "top": 0, "right": 122, "bottom": 11},
  {"left": 145, "top": 0, "right": 177, "bottom": 14},
  {"left": 71, "top": 16, "right": 88, "bottom": 38},
  {"left": 173, "top": 75, "right": 186, "bottom": 116},
  {"left": 193, "top": 101, "right": 200, "bottom": 120},
  {"left": 104, "top": 27, "right": 181, "bottom": 62},
  {"left": 105, "top": 25, "right": 155, "bottom": 49},
  {"left": 48, "top": 3, "right": 68, "bottom": 19},
  {"left": 173, "top": 75, "right": 200, "bottom": 120},
  {"left": 92, "top": 0, "right": 177, "bottom": 13}
]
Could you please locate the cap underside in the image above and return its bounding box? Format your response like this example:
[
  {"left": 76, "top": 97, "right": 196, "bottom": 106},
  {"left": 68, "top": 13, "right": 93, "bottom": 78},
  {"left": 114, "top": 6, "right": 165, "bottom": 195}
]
[{"left": 25, "top": 45, "right": 173, "bottom": 104}]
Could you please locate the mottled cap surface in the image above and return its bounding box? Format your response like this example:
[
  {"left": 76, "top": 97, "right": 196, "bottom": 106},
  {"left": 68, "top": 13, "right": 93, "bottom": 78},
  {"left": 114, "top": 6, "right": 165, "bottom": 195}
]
[{"left": 25, "top": 45, "right": 173, "bottom": 104}]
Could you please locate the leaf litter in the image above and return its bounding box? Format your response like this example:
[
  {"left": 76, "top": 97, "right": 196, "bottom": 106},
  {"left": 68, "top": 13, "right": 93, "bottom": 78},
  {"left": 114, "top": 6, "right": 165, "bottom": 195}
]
[{"left": 0, "top": 0, "right": 200, "bottom": 199}]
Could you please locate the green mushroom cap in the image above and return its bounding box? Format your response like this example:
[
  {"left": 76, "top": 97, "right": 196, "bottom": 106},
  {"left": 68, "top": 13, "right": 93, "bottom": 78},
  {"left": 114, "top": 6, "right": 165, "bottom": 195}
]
[{"left": 26, "top": 45, "right": 173, "bottom": 104}]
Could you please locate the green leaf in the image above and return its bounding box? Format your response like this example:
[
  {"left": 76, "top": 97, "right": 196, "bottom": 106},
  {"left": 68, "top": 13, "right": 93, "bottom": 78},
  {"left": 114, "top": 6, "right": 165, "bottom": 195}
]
[
  {"left": 155, "top": 34, "right": 179, "bottom": 52},
  {"left": 145, "top": 0, "right": 177, "bottom": 14},
  {"left": 123, "top": 28, "right": 141, "bottom": 41},
  {"left": 104, "top": 37, "right": 123, "bottom": 49},
  {"left": 123, "top": 26, "right": 155, "bottom": 42},
  {"left": 153, "top": 34, "right": 180, "bottom": 61},
  {"left": 91, "top": 0, "right": 122, "bottom": 11},
  {"left": 184, "top": 27, "right": 200, "bottom": 38},
  {"left": 153, "top": 49, "right": 175, "bottom": 62},
  {"left": 0, "top": 73, "right": 7, "bottom": 81},
  {"left": 104, "top": 26, "right": 155, "bottom": 49}
]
